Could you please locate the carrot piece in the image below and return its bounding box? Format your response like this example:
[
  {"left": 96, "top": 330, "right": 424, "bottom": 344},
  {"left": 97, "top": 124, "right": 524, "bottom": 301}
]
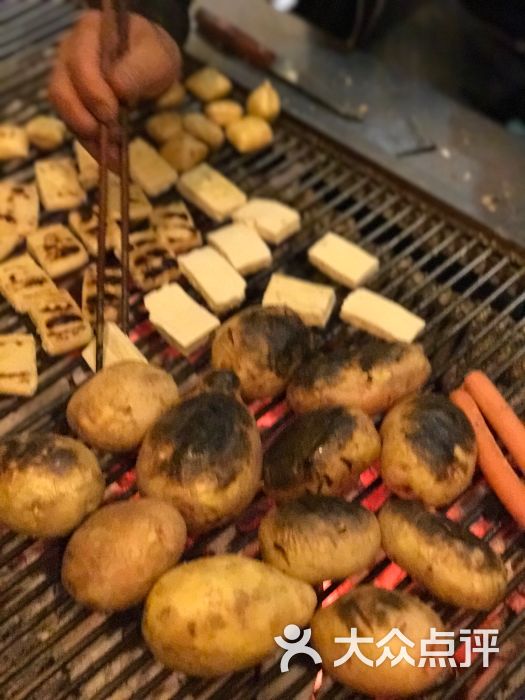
[
  {"left": 464, "top": 370, "right": 525, "bottom": 476},
  {"left": 450, "top": 388, "right": 525, "bottom": 528}
]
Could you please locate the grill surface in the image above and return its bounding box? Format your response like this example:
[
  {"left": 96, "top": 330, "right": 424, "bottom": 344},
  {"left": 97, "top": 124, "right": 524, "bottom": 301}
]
[{"left": 0, "top": 3, "right": 524, "bottom": 699}]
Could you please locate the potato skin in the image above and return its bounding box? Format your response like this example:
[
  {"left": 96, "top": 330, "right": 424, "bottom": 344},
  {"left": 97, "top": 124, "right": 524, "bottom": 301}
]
[
  {"left": 67, "top": 361, "right": 179, "bottom": 453},
  {"left": 380, "top": 394, "right": 476, "bottom": 506},
  {"left": 212, "top": 305, "right": 312, "bottom": 401},
  {"left": 142, "top": 555, "right": 316, "bottom": 676},
  {"left": 311, "top": 586, "right": 447, "bottom": 697},
  {"left": 0, "top": 434, "right": 104, "bottom": 538},
  {"left": 379, "top": 498, "right": 507, "bottom": 610},
  {"left": 288, "top": 337, "right": 431, "bottom": 415},
  {"left": 259, "top": 495, "right": 381, "bottom": 584},
  {"left": 62, "top": 498, "right": 186, "bottom": 612}
]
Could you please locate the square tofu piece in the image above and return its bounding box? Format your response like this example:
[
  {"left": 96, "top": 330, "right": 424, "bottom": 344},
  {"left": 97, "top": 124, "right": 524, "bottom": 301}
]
[
  {"left": 208, "top": 223, "right": 271, "bottom": 275},
  {"left": 129, "top": 138, "right": 177, "bottom": 197},
  {"left": 73, "top": 140, "right": 99, "bottom": 190},
  {"left": 29, "top": 288, "right": 92, "bottom": 356},
  {"left": 0, "top": 125, "right": 29, "bottom": 160},
  {"left": 178, "top": 246, "right": 246, "bottom": 314},
  {"left": 82, "top": 263, "right": 122, "bottom": 325},
  {"left": 107, "top": 173, "right": 153, "bottom": 223},
  {"left": 82, "top": 322, "right": 146, "bottom": 371},
  {"left": 129, "top": 240, "right": 179, "bottom": 291},
  {"left": 68, "top": 205, "right": 121, "bottom": 257},
  {"left": 0, "top": 254, "right": 56, "bottom": 313},
  {"left": 308, "top": 232, "right": 379, "bottom": 288},
  {"left": 35, "top": 157, "right": 85, "bottom": 211},
  {"left": 340, "top": 289, "right": 426, "bottom": 343},
  {"left": 27, "top": 224, "right": 88, "bottom": 278},
  {"left": 0, "top": 334, "right": 37, "bottom": 396},
  {"left": 177, "top": 163, "right": 247, "bottom": 222},
  {"left": 145, "top": 283, "right": 220, "bottom": 356},
  {"left": 0, "top": 229, "right": 21, "bottom": 262},
  {"left": 186, "top": 67, "right": 232, "bottom": 102},
  {"left": 232, "top": 198, "right": 300, "bottom": 245},
  {"left": 152, "top": 202, "right": 202, "bottom": 255},
  {"left": 0, "top": 182, "right": 39, "bottom": 237},
  {"left": 263, "top": 273, "right": 336, "bottom": 328}
]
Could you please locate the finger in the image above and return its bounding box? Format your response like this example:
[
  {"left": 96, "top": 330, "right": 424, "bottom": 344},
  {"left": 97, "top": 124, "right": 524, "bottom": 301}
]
[
  {"left": 80, "top": 137, "right": 121, "bottom": 174},
  {"left": 48, "top": 61, "right": 99, "bottom": 139}
]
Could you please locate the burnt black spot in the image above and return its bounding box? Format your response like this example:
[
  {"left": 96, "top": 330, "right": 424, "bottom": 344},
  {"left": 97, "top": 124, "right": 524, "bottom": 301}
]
[
  {"left": 202, "top": 370, "right": 240, "bottom": 396},
  {"left": 78, "top": 204, "right": 93, "bottom": 222},
  {"left": 237, "top": 306, "right": 311, "bottom": 379},
  {"left": 187, "top": 621, "right": 196, "bottom": 637},
  {"left": 351, "top": 336, "right": 406, "bottom": 373},
  {"left": 290, "top": 348, "right": 356, "bottom": 390},
  {"left": 0, "top": 435, "right": 77, "bottom": 474},
  {"left": 263, "top": 408, "right": 356, "bottom": 490},
  {"left": 276, "top": 494, "right": 373, "bottom": 529},
  {"left": 337, "top": 587, "right": 407, "bottom": 631},
  {"left": 46, "top": 314, "right": 83, "bottom": 329},
  {"left": 405, "top": 394, "right": 476, "bottom": 479},
  {"left": 149, "top": 393, "right": 253, "bottom": 488}
]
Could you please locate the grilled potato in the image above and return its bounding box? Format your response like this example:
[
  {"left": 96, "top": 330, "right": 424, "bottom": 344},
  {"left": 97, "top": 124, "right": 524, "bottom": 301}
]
[
  {"left": 380, "top": 394, "right": 476, "bottom": 506},
  {"left": 247, "top": 81, "right": 281, "bottom": 122},
  {"left": 211, "top": 305, "right": 312, "bottom": 401},
  {"left": 0, "top": 434, "right": 104, "bottom": 537},
  {"left": 67, "top": 361, "right": 179, "bottom": 453},
  {"left": 287, "top": 335, "right": 431, "bottom": 415},
  {"left": 62, "top": 498, "right": 186, "bottom": 611},
  {"left": 259, "top": 495, "right": 381, "bottom": 584},
  {"left": 205, "top": 99, "right": 244, "bottom": 127},
  {"left": 263, "top": 407, "right": 380, "bottom": 501},
  {"left": 226, "top": 116, "right": 273, "bottom": 153},
  {"left": 143, "top": 555, "right": 316, "bottom": 676},
  {"left": 311, "top": 586, "right": 447, "bottom": 697},
  {"left": 136, "top": 374, "right": 262, "bottom": 534},
  {"left": 379, "top": 497, "right": 507, "bottom": 610}
]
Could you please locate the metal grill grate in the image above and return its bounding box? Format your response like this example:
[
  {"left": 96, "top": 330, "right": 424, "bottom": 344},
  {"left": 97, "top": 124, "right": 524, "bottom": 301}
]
[{"left": 0, "top": 4, "right": 524, "bottom": 700}]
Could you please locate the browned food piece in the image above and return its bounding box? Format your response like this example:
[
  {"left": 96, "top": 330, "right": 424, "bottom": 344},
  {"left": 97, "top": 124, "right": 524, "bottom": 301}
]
[
  {"left": 151, "top": 202, "right": 202, "bottom": 255},
  {"left": 311, "top": 586, "right": 447, "bottom": 697},
  {"left": 67, "top": 361, "right": 179, "bottom": 452},
  {"left": 129, "top": 240, "right": 179, "bottom": 292},
  {"left": 287, "top": 336, "right": 431, "bottom": 415},
  {"left": 156, "top": 81, "right": 186, "bottom": 109},
  {"left": 0, "top": 434, "right": 104, "bottom": 537},
  {"left": 160, "top": 132, "right": 209, "bottom": 173},
  {"left": 226, "top": 116, "right": 273, "bottom": 153},
  {"left": 136, "top": 373, "right": 262, "bottom": 534},
  {"left": 62, "top": 498, "right": 187, "bottom": 612},
  {"left": 379, "top": 497, "right": 507, "bottom": 610},
  {"left": 145, "top": 112, "right": 183, "bottom": 144},
  {"left": 182, "top": 113, "right": 225, "bottom": 150},
  {"left": 211, "top": 305, "right": 312, "bottom": 401},
  {"left": 186, "top": 67, "right": 232, "bottom": 102},
  {"left": 205, "top": 100, "right": 244, "bottom": 127},
  {"left": 246, "top": 81, "right": 281, "bottom": 122},
  {"left": 380, "top": 394, "right": 477, "bottom": 506},
  {"left": 263, "top": 407, "right": 381, "bottom": 501},
  {"left": 29, "top": 288, "right": 93, "bottom": 356},
  {"left": 81, "top": 263, "right": 122, "bottom": 325},
  {"left": 259, "top": 495, "right": 381, "bottom": 584}
]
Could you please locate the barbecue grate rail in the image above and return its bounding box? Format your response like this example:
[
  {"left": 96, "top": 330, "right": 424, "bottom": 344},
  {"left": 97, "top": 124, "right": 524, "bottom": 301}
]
[{"left": 0, "top": 3, "right": 524, "bottom": 699}]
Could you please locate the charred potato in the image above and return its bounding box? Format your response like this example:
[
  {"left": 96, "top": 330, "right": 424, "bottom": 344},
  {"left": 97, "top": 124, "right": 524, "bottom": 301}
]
[
  {"left": 0, "top": 434, "right": 104, "bottom": 537},
  {"left": 287, "top": 336, "right": 431, "bottom": 415},
  {"left": 259, "top": 495, "right": 381, "bottom": 584},
  {"left": 62, "top": 498, "right": 186, "bottom": 611},
  {"left": 143, "top": 554, "right": 316, "bottom": 676},
  {"left": 379, "top": 498, "right": 507, "bottom": 610},
  {"left": 311, "top": 586, "right": 447, "bottom": 697},
  {"left": 212, "top": 305, "right": 312, "bottom": 401},
  {"left": 380, "top": 394, "right": 476, "bottom": 506},
  {"left": 136, "top": 377, "right": 262, "bottom": 534},
  {"left": 263, "top": 407, "right": 380, "bottom": 501},
  {"left": 67, "top": 361, "right": 179, "bottom": 453}
]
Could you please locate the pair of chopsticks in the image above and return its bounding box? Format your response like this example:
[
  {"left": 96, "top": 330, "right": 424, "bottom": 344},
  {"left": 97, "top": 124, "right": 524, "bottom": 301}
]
[{"left": 96, "top": 0, "right": 130, "bottom": 371}]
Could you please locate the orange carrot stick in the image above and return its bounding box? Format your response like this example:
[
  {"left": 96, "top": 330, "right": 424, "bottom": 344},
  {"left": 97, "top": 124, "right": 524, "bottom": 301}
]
[
  {"left": 464, "top": 370, "right": 525, "bottom": 476},
  {"left": 450, "top": 388, "right": 525, "bottom": 528}
]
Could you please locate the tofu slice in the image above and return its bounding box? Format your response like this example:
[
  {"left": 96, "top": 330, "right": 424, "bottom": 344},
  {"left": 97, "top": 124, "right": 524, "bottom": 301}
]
[
  {"left": 35, "top": 157, "right": 86, "bottom": 211},
  {"left": 73, "top": 140, "right": 99, "bottom": 190},
  {"left": 82, "top": 263, "right": 122, "bottom": 324},
  {"left": 232, "top": 198, "right": 300, "bottom": 245},
  {"left": 29, "top": 288, "right": 93, "bottom": 356},
  {"left": 0, "top": 228, "right": 21, "bottom": 262},
  {"left": 27, "top": 224, "right": 88, "bottom": 278},
  {"left": 0, "top": 254, "right": 57, "bottom": 313},
  {"left": 145, "top": 283, "right": 220, "bottom": 356},
  {"left": 82, "top": 321, "right": 146, "bottom": 371},
  {"left": 0, "top": 334, "right": 38, "bottom": 396},
  {"left": 0, "top": 125, "right": 29, "bottom": 160},
  {"left": 262, "top": 273, "right": 336, "bottom": 328},
  {"left": 308, "top": 232, "right": 379, "bottom": 288},
  {"left": 68, "top": 205, "right": 121, "bottom": 257},
  {"left": 129, "top": 240, "right": 179, "bottom": 291},
  {"left": 340, "top": 289, "right": 426, "bottom": 343},
  {"left": 0, "top": 181, "right": 39, "bottom": 237},
  {"left": 177, "top": 163, "right": 247, "bottom": 222},
  {"left": 129, "top": 138, "right": 178, "bottom": 197},
  {"left": 25, "top": 116, "right": 66, "bottom": 151},
  {"left": 208, "top": 223, "right": 271, "bottom": 275},
  {"left": 107, "top": 173, "right": 153, "bottom": 223},
  {"left": 152, "top": 202, "right": 202, "bottom": 255},
  {"left": 186, "top": 67, "right": 232, "bottom": 102},
  {"left": 178, "top": 246, "right": 246, "bottom": 314}
]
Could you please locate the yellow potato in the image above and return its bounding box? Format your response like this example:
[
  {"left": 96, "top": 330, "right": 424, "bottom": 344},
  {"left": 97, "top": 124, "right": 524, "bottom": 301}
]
[
  {"left": 205, "top": 100, "right": 244, "bottom": 127},
  {"left": 143, "top": 555, "right": 316, "bottom": 676},
  {"left": 186, "top": 67, "right": 232, "bottom": 102},
  {"left": 226, "top": 116, "right": 273, "bottom": 154},
  {"left": 182, "top": 113, "right": 225, "bottom": 150},
  {"left": 247, "top": 81, "right": 281, "bottom": 122},
  {"left": 62, "top": 498, "right": 186, "bottom": 611}
]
